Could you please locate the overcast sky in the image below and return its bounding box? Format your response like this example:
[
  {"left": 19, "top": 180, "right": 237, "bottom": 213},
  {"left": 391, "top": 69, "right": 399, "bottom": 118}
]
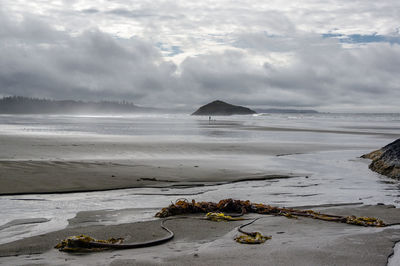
[{"left": 1, "top": 1, "right": 400, "bottom": 112}]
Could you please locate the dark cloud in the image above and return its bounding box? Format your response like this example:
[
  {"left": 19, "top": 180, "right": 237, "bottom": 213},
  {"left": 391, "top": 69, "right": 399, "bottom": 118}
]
[
  {"left": 106, "top": 8, "right": 156, "bottom": 18},
  {"left": 81, "top": 8, "right": 100, "bottom": 14},
  {"left": 177, "top": 34, "right": 400, "bottom": 110},
  {"left": 0, "top": 13, "right": 179, "bottom": 105},
  {"left": 0, "top": 2, "right": 400, "bottom": 112}
]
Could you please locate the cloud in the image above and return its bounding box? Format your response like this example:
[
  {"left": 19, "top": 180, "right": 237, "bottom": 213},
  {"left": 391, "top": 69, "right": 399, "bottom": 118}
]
[
  {"left": 177, "top": 33, "right": 400, "bottom": 110},
  {"left": 81, "top": 8, "right": 99, "bottom": 14},
  {"left": 0, "top": 12, "right": 179, "bottom": 105},
  {"left": 0, "top": 1, "right": 400, "bottom": 112},
  {"left": 106, "top": 8, "right": 178, "bottom": 20}
]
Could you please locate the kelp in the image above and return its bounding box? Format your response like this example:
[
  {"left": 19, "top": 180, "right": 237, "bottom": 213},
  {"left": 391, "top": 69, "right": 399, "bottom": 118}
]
[
  {"left": 55, "top": 219, "right": 174, "bottom": 252},
  {"left": 155, "top": 198, "right": 386, "bottom": 227},
  {"left": 55, "top": 199, "right": 386, "bottom": 252},
  {"left": 156, "top": 198, "right": 248, "bottom": 218},
  {"left": 55, "top": 235, "right": 124, "bottom": 252},
  {"left": 346, "top": 215, "right": 385, "bottom": 227},
  {"left": 235, "top": 217, "right": 271, "bottom": 244},
  {"left": 205, "top": 212, "right": 244, "bottom": 222},
  {"left": 235, "top": 232, "right": 271, "bottom": 244}
]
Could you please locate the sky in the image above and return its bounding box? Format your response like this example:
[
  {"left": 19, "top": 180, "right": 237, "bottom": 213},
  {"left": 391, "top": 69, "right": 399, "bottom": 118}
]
[{"left": 0, "top": 0, "right": 400, "bottom": 112}]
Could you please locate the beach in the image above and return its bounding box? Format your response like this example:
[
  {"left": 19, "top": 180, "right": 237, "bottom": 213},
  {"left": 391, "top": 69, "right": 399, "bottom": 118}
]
[
  {"left": 1, "top": 113, "right": 400, "bottom": 265},
  {"left": 1, "top": 204, "right": 400, "bottom": 265},
  {"left": 2, "top": 0, "right": 400, "bottom": 264}
]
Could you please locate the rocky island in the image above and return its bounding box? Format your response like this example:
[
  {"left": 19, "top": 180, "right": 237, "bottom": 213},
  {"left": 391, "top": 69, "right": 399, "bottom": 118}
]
[
  {"left": 362, "top": 138, "right": 400, "bottom": 179},
  {"left": 192, "top": 100, "right": 256, "bottom": 116}
]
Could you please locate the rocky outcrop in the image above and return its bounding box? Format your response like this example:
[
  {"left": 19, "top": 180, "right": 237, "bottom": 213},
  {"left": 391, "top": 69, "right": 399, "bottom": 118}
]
[
  {"left": 362, "top": 139, "right": 400, "bottom": 179},
  {"left": 192, "top": 100, "right": 256, "bottom": 116}
]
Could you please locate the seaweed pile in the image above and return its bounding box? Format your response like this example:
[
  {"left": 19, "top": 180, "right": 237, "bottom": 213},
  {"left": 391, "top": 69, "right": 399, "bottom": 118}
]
[
  {"left": 55, "top": 235, "right": 124, "bottom": 252},
  {"left": 235, "top": 232, "right": 270, "bottom": 244},
  {"left": 155, "top": 198, "right": 385, "bottom": 227},
  {"left": 205, "top": 212, "right": 244, "bottom": 221},
  {"left": 234, "top": 217, "right": 271, "bottom": 244},
  {"left": 55, "top": 198, "right": 386, "bottom": 252},
  {"left": 55, "top": 219, "right": 174, "bottom": 252}
]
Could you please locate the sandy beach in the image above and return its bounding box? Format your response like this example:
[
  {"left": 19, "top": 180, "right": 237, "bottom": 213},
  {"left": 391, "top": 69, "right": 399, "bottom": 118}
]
[
  {"left": 1, "top": 204, "right": 400, "bottom": 265},
  {"left": 0, "top": 128, "right": 350, "bottom": 195},
  {"left": 0, "top": 159, "right": 296, "bottom": 195},
  {"left": 2, "top": 0, "right": 400, "bottom": 263},
  {"left": 0, "top": 125, "right": 390, "bottom": 195},
  {"left": 1, "top": 114, "right": 400, "bottom": 265}
]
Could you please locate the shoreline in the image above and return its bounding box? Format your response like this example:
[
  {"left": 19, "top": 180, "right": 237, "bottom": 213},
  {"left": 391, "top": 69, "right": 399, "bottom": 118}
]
[
  {"left": 1, "top": 204, "right": 400, "bottom": 265},
  {"left": 1, "top": 115, "right": 400, "bottom": 265}
]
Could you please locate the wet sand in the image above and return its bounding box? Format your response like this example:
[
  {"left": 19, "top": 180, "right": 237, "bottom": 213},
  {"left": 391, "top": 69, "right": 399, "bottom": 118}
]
[
  {"left": 0, "top": 159, "right": 299, "bottom": 195},
  {"left": 1, "top": 118, "right": 400, "bottom": 265},
  {"left": 0, "top": 128, "right": 383, "bottom": 195},
  {"left": 0, "top": 131, "right": 340, "bottom": 195},
  {"left": 0, "top": 131, "right": 359, "bottom": 161},
  {"left": 1, "top": 204, "right": 400, "bottom": 265}
]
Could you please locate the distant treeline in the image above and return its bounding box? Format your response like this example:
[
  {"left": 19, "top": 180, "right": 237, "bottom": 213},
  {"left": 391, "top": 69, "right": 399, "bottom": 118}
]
[{"left": 0, "top": 96, "right": 155, "bottom": 114}]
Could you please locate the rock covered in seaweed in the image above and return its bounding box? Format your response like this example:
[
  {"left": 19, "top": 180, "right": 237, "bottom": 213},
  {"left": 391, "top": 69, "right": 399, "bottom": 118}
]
[
  {"left": 191, "top": 100, "right": 256, "bottom": 116},
  {"left": 362, "top": 138, "right": 400, "bottom": 179}
]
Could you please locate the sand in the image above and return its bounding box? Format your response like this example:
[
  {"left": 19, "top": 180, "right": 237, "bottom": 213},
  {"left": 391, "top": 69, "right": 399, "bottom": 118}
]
[
  {"left": 0, "top": 159, "right": 298, "bottom": 195},
  {"left": 0, "top": 131, "right": 338, "bottom": 195},
  {"left": 1, "top": 204, "right": 400, "bottom": 265},
  {"left": 1, "top": 125, "right": 400, "bottom": 265},
  {"left": 0, "top": 128, "right": 379, "bottom": 196}
]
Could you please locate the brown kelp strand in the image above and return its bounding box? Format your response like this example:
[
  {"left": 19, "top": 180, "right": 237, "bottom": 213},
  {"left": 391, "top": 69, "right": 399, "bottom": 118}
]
[
  {"left": 155, "top": 199, "right": 385, "bottom": 227},
  {"left": 55, "top": 235, "right": 124, "bottom": 252},
  {"left": 205, "top": 212, "right": 244, "bottom": 221},
  {"left": 55, "top": 219, "right": 175, "bottom": 252},
  {"left": 235, "top": 232, "right": 271, "bottom": 244},
  {"left": 235, "top": 217, "right": 271, "bottom": 244}
]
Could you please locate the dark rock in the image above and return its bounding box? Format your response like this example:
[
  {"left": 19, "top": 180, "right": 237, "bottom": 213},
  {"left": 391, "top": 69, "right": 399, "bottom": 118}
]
[
  {"left": 362, "top": 139, "right": 400, "bottom": 179},
  {"left": 191, "top": 100, "right": 256, "bottom": 116}
]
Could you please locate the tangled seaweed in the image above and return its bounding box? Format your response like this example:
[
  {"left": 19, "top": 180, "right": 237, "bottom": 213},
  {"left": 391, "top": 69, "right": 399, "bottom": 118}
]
[
  {"left": 156, "top": 199, "right": 248, "bottom": 218},
  {"left": 54, "top": 199, "right": 386, "bottom": 252},
  {"left": 235, "top": 232, "right": 271, "bottom": 244},
  {"left": 55, "top": 219, "right": 174, "bottom": 252},
  {"left": 55, "top": 235, "right": 124, "bottom": 252},
  {"left": 205, "top": 212, "right": 244, "bottom": 221},
  {"left": 155, "top": 198, "right": 385, "bottom": 227},
  {"left": 235, "top": 217, "right": 272, "bottom": 244}
]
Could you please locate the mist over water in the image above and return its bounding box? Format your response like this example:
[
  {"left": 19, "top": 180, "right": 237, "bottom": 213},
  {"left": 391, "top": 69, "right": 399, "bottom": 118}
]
[{"left": 0, "top": 113, "right": 399, "bottom": 144}]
